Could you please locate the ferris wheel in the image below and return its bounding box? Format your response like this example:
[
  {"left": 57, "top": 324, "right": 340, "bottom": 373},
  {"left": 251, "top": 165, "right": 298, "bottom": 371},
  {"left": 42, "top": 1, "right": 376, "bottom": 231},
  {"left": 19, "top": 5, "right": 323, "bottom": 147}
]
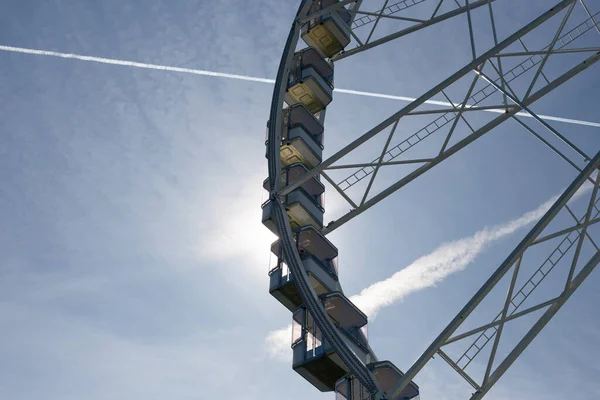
[{"left": 261, "top": 1, "right": 600, "bottom": 399}]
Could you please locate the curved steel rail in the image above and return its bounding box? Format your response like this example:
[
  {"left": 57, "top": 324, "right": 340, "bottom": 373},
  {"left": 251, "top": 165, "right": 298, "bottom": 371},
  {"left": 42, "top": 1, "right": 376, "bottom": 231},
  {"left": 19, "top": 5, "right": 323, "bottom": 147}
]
[{"left": 266, "top": 0, "right": 381, "bottom": 396}]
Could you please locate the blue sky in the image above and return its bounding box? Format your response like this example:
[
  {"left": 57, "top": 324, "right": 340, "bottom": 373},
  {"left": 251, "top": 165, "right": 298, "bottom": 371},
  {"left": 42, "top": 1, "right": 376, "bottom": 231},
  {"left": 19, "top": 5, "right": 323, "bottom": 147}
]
[{"left": 1, "top": 1, "right": 600, "bottom": 399}]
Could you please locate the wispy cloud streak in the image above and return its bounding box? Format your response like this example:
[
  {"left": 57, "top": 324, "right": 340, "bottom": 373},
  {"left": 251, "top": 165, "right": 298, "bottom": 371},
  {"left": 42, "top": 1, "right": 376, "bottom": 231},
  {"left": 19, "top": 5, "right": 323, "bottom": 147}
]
[
  {"left": 350, "top": 196, "right": 557, "bottom": 318},
  {"left": 265, "top": 183, "right": 593, "bottom": 361},
  {"left": 0, "top": 45, "right": 276, "bottom": 83},
  {"left": 2, "top": 45, "right": 599, "bottom": 128}
]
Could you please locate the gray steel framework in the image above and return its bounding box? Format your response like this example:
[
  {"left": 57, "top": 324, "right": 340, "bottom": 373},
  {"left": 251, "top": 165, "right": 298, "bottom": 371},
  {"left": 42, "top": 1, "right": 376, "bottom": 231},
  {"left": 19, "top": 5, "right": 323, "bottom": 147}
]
[
  {"left": 334, "top": 0, "right": 494, "bottom": 61},
  {"left": 279, "top": 1, "right": 600, "bottom": 236},
  {"left": 267, "top": 1, "right": 600, "bottom": 399},
  {"left": 390, "top": 150, "right": 600, "bottom": 399}
]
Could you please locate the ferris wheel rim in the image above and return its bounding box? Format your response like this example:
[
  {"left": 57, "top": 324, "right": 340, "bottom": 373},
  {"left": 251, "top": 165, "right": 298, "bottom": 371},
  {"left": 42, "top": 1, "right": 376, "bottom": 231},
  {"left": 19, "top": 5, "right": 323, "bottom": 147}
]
[{"left": 266, "top": 0, "right": 383, "bottom": 396}]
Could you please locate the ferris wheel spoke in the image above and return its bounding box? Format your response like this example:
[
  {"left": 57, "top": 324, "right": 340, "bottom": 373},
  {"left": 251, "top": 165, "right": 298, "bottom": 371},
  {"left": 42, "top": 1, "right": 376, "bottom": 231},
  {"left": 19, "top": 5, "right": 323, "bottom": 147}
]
[
  {"left": 277, "top": 0, "right": 595, "bottom": 236},
  {"left": 497, "top": 47, "right": 600, "bottom": 57},
  {"left": 336, "top": 10, "right": 599, "bottom": 194},
  {"left": 320, "top": 170, "right": 359, "bottom": 209},
  {"left": 363, "top": 0, "right": 392, "bottom": 45},
  {"left": 334, "top": 10, "right": 599, "bottom": 196},
  {"left": 405, "top": 104, "right": 516, "bottom": 115},
  {"left": 351, "top": 0, "right": 429, "bottom": 30},
  {"left": 579, "top": 0, "right": 600, "bottom": 33},
  {"left": 469, "top": 254, "right": 600, "bottom": 400},
  {"left": 437, "top": 73, "right": 481, "bottom": 155},
  {"left": 437, "top": 348, "right": 481, "bottom": 390},
  {"left": 334, "top": 0, "right": 492, "bottom": 61},
  {"left": 355, "top": 8, "right": 427, "bottom": 24},
  {"left": 324, "top": 48, "right": 599, "bottom": 234},
  {"left": 511, "top": 116, "right": 586, "bottom": 175},
  {"left": 466, "top": 0, "right": 477, "bottom": 59},
  {"left": 486, "top": 1, "right": 509, "bottom": 108},
  {"left": 480, "top": 58, "right": 585, "bottom": 173},
  {"left": 389, "top": 149, "right": 600, "bottom": 399},
  {"left": 444, "top": 190, "right": 600, "bottom": 380},
  {"left": 431, "top": 0, "right": 445, "bottom": 19},
  {"left": 523, "top": 1, "right": 577, "bottom": 100},
  {"left": 564, "top": 172, "right": 600, "bottom": 288},
  {"left": 476, "top": 69, "right": 591, "bottom": 162}
]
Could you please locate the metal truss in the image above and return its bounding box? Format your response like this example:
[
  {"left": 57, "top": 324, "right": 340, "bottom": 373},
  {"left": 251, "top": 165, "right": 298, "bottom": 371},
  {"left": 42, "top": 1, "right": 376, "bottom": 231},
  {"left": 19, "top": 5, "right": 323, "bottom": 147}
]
[
  {"left": 269, "top": 1, "right": 600, "bottom": 399},
  {"left": 389, "top": 149, "right": 600, "bottom": 400},
  {"left": 351, "top": 0, "right": 428, "bottom": 30},
  {"left": 279, "top": 0, "right": 600, "bottom": 238},
  {"left": 334, "top": 10, "right": 599, "bottom": 192},
  {"left": 334, "top": 0, "right": 493, "bottom": 60}
]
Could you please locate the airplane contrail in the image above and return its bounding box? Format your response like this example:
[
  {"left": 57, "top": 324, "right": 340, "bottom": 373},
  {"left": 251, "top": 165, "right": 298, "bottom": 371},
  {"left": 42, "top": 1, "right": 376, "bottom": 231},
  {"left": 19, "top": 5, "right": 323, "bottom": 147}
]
[
  {"left": 1, "top": 45, "right": 599, "bottom": 129},
  {"left": 264, "top": 182, "right": 594, "bottom": 362}
]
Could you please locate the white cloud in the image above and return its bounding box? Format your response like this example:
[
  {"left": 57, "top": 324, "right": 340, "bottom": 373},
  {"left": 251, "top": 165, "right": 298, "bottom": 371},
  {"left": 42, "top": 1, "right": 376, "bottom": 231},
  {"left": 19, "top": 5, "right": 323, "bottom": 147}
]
[
  {"left": 349, "top": 195, "right": 557, "bottom": 318},
  {"left": 265, "top": 181, "right": 594, "bottom": 361},
  {"left": 265, "top": 325, "right": 293, "bottom": 363}
]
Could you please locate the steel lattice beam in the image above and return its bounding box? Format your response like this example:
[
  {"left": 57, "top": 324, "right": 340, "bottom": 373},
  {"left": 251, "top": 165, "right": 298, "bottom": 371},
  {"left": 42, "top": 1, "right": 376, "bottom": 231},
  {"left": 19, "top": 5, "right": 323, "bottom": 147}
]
[
  {"left": 268, "top": 2, "right": 599, "bottom": 400},
  {"left": 281, "top": 0, "right": 579, "bottom": 195},
  {"left": 335, "top": 0, "right": 493, "bottom": 60},
  {"left": 352, "top": 0, "right": 428, "bottom": 29},
  {"left": 323, "top": 49, "right": 600, "bottom": 232},
  {"left": 336, "top": 11, "right": 599, "bottom": 193},
  {"left": 389, "top": 149, "right": 600, "bottom": 399},
  {"left": 279, "top": 1, "right": 599, "bottom": 239}
]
